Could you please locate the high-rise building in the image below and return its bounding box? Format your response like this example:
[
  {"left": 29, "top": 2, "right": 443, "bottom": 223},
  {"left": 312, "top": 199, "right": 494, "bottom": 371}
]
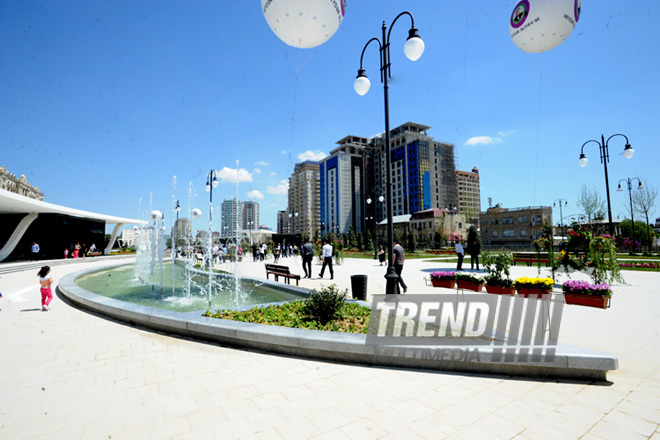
[
  {"left": 221, "top": 198, "right": 243, "bottom": 238},
  {"left": 276, "top": 210, "right": 287, "bottom": 234},
  {"left": 370, "top": 122, "right": 458, "bottom": 221},
  {"left": 456, "top": 167, "right": 481, "bottom": 223},
  {"left": 171, "top": 218, "right": 192, "bottom": 243},
  {"left": 319, "top": 122, "right": 461, "bottom": 236},
  {"left": 319, "top": 136, "right": 369, "bottom": 236},
  {"left": 287, "top": 161, "right": 320, "bottom": 239},
  {"left": 242, "top": 201, "right": 260, "bottom": 231}
]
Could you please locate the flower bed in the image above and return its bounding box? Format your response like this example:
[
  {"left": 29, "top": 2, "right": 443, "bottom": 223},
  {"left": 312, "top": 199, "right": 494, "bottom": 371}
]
[
  {"left": 561, "top": 280, "right": 611, "bottom": 309},
  {"left": 429, "top": 271, "right": 456, "bottom": 289},
  {"left": 619, "top": 262, "right": 660, "bottom": 270},
  {"left": 514, "top": 277, "right": 553, "bottom": 298}
]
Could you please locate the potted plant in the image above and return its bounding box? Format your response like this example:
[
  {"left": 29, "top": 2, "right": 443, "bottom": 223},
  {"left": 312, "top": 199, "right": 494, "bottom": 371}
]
[
  {"left": 482, "top": 251, "right": 515, "bottom": 295},
  {"left": 562, "top": 280, "right": 612, "bottom": 309},
  {"left": 587, "top": 235, "right": 624, "bottom": 285},
  {"left": 514, "top": 277, "right": 554, "bottom": 298},
  {"left": 429, "top": 271, "right": 456, "bottom": 289},
  {"left": 455, "top": 272, "right": 484, "bottom": 292}
]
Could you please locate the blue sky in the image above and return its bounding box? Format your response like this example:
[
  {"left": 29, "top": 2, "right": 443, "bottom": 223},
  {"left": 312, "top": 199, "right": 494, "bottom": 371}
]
[{"left": 1, "top": 1, "right": 659, "bottom": 235}]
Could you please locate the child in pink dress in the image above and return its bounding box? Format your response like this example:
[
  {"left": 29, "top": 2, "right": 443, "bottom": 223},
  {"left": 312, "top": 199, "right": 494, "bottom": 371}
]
[{"left": 38, "top": 266, "right": 53, "bottom": 311}]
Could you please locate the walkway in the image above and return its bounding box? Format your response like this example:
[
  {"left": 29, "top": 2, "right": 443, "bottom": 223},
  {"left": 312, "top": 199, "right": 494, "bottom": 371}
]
[{"left": 1, "top": 256, "right": 659, "bottom": 439}]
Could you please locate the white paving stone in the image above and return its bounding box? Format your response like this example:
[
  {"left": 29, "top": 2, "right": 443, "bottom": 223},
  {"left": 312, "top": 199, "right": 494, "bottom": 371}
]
[{"left": 0, "top": 256, "right": 659, "bottom": 439}]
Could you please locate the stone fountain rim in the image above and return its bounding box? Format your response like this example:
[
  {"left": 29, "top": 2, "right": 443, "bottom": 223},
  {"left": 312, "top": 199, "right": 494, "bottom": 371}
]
[{"left": 58, "top": 262, "right": 618, "bottom": 381}]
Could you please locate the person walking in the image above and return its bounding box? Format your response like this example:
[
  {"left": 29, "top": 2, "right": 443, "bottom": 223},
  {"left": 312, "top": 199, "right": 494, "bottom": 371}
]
[
  {"left": 378, "top": 244, "right": 386, "bottom": 266},
  {"left": 318, "top": 240, "right": 334, "bottom": 279},
  {"left": 392, "top": 239, "right": 408, "bottom": 294},
  {"left": 455, "top": 239, "right": 465, "bottom": 270},
  {"left": 31, "top": 241, "right": 40, "bottom": 260},
  {"left": 301, "top": 240, "right": 314, "bottom": 278},
  {"left": 274, "top": 243, "right": 281, "bottom": 263},
  {"left": 468, "top": 239, "right": 481, "bottom": 270},
  {"left": 38, "top": 266, "right": 53, "bottom": 311}
]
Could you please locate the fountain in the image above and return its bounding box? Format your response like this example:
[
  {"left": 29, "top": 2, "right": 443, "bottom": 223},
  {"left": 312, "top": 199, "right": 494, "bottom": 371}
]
[{"left": 74, "top": 167, "right": 302, "bottom": 313}]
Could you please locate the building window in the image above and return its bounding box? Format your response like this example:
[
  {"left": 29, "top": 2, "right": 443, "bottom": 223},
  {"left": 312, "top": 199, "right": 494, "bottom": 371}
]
[
  {"left": 503, "top": 230, "right": 515, "bottom": 237},
  {"left": 520, "top": 229, "right": 527, "bottom": 237},
  {"left": 492, "top": 231, "right": 498, "bottom": 238}
]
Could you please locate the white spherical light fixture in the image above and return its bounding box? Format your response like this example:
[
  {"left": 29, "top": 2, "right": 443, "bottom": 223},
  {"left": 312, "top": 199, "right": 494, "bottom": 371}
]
[
  {"left": 509, "top": 0, "right": 581, "bottom": 53},
  {"left": 192, "top": 208, "right": 202, "bottom": 219},
  {"left": 261, "top": 0, "right": 347, "bottom": 49}
]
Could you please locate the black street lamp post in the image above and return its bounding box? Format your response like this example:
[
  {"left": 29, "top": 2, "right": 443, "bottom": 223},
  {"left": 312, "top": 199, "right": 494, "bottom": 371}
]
[
  {"left": 553, "top": 198, "right": 568, "bottom": 242},
  {"left": 578, "top": 134, "right": 635, "bottom": 237},
  {"left": 354, "top": 11, "right": 424, "bottom": 295},
  {"left": 366, "top": 193, "right": 384, "bottom": 259},
  {"left": 617, "top": 177, "right": 643, "bottom": 253},
  {"left": 205, "top": 169, "right": 219, "bottom": 305}
]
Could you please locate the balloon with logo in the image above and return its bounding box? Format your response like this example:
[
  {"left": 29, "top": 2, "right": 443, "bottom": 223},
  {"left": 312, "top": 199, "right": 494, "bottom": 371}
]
[
  {"left": 509, "top": 0, "right": 581, "bottom": 53},
  {"left": 261, "top": 0, "right": 347, "bottom": 48}
]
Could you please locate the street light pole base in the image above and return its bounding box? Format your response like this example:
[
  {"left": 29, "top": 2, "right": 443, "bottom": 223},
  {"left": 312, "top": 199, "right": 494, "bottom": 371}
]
[{"left": 384, "top": 266, "right": 399, "bottom": 295}]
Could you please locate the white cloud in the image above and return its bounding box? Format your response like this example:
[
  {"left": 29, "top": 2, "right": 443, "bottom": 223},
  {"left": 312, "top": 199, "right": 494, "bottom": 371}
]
[
  {"left": 217, "top": 167, "right": 253, "bottom": 183},
  {"left": 253, "top": 168, "right": 262, "bottom": 175},
  {"left": 298, "top": 150, "right": 327, "bottom": 162},
  {"left": 247, "top": 190, "right": 264, "bottom": 199},
  {"left": 254, "top": 161, "right": 269, "bottom": 166},
  {"left": 270, "top": 171, "right": 277, "bottom": 176},
  {"left": 465, "top": 130, "right": 515, "bottom": 147},
  {"left": 465, "top": 136, "right": 500, "bottom": 146},
  {"left": 281, "top": 150, "right": 287, "bottom": 155},
  {"left": 267, "top": 179, "right": 289, "bottom": 195}
]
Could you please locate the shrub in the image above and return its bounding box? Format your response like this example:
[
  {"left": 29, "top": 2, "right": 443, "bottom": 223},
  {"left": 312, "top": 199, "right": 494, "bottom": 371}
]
[
  {"left": 302, "top": 284, "right": 347, "bottom": 325},
  {"left": 455, "top": 272, "right": 483, "bottom": 283}
]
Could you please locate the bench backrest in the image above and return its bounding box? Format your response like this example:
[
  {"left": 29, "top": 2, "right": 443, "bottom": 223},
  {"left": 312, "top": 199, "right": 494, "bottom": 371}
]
[{"left": 265, "top": 264, "right": 290, "bottom": 273}]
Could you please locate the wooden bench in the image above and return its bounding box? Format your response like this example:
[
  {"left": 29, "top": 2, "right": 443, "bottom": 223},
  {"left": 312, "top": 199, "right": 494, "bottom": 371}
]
[
  {"left": 512, "top": 253, "right": 550, "bottom": 267},
  {"left": 265, "top": 263, "right": 301, "bottom": 286}
]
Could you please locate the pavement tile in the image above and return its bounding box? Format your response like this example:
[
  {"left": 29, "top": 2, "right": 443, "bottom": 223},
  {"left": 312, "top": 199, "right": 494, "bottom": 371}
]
[
  {"left": 304, "top": 407, "right": 351, "bottom": 432},
  {"left": 600, "top": 409, "right": 658, "bottom": 437},
  {"left": 2, "top": 257, "right": 660, "bottom": 439},
  {"left": 588, "top": 419, "right": 650, "bottom": 440},
  {"left": 273, "top": 417, "right": 322, "bottom": 439}
]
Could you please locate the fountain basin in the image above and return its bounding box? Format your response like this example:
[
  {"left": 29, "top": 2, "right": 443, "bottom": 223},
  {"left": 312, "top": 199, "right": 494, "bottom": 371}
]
[{"left": 58, "top": 263, "right": 617, "bottom": 381}]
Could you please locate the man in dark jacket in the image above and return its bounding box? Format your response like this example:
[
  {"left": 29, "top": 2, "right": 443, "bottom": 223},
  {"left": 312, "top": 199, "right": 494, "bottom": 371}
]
[{"left": 301, "top": 240, "right": 314, "bottom": 278}]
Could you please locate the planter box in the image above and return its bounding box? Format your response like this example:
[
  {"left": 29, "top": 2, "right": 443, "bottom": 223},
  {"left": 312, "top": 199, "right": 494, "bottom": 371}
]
[
  {"left": 564, "top": 293, "right": 610, "bottom": 309},
  {"left": 457, "top": 280, "right": 483, "bottom": 292},
  {"left": 516, "top": 288, "right": 552, "bottom": 298},
  {"left": 485, "top": 285, "right": 515, "bottom": 295},
  {"left": 431, "top": 279, "right": 456, "bottom": 289}
]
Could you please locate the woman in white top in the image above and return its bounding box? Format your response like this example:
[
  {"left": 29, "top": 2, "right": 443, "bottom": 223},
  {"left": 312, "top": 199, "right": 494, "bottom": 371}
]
[{"left": 38, "top": 266, "right": 53, "bottom": 311}]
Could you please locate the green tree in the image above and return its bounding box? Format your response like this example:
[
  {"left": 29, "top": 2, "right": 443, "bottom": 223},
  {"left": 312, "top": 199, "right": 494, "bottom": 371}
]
[
  {"left": 632, "top": 179, "right": 658, "bottom": 253},
  {"left": 365, "top": 229, "right": 374, "bottom": 252},
  {"left": 347, "top": 226, "right": 358, "bottom": 250},
  {"left": 576, "top": 184, "right": 606, "bottom": 232},
  {"left": 407, "top": 232, "right": 415, "bottom": 253},
  {"left": 619, "top": 219, "right": 651, "bottom": 247}
]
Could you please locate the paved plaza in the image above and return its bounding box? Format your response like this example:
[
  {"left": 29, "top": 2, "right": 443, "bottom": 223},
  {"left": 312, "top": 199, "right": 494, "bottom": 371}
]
[{"left": 1, "top": 255, "right": 659, "bottom": 439}]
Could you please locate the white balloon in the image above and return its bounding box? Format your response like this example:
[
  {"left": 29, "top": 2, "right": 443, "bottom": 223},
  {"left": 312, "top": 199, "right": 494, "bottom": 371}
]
[
  {"left": 509, "top": 0, "right": 581, "bottom": 53},
  {"left": 150, "top": 210, "right": 163, "bottom": 221},
  {"left": 261, "top": 0, "right": 346, "bottom": 49},
  {"left": 192, "top": 208, "right": 202, "bottom": 219}
]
